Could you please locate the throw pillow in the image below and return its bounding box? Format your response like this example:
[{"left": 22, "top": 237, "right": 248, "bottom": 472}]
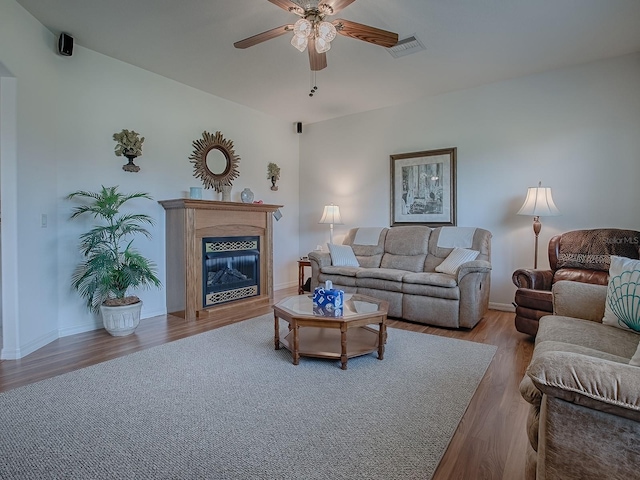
[
  {"left": 435, "top": 248, "right": 479, "bottom": 275},
  {"left": 602, "top": 255, "right": 640, "bottom": 333},
  {"left": 328, "top": 243, "right": 359, "bottom": 267}
]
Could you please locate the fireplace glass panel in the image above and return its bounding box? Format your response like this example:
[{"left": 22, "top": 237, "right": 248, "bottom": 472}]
[{"left": 202, "top": 236, "right": 260, "bottom": 307}]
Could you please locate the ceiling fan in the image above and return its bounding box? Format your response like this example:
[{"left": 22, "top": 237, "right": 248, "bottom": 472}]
[{"left": 234, "top": 0, "right": 399, "bottom": 71}]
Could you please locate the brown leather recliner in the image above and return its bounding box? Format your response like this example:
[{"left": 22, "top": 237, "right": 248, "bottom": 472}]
[{"left": 512, "top": 228, "right": 640, "bottom": 336}]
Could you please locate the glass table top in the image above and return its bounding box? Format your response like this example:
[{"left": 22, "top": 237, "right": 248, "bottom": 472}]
[{"left": 275, "top": 293, "right": 387, "bottom": 318}]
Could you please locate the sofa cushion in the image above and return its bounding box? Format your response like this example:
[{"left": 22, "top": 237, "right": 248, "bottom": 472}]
[
  {"left": 380, "top": 254, "right": 427, "bottom": 272},
  {"left": 380, "top": 226, "right": 430, "bottom": 272},
  {"left": 402, "top": 272, "right": 457, "bottom": 288},
  {"left": 342, "top": 227, "right": 388, "bottom": 268},
  {"left": 435, "top": 248, "right": 479, "bottom": 275},
  {"left": 425, "top": 227, "right": 492, "bottom": 271},
  {"left": 552, "top": 281, "right": 606, "bottom": 321},
  {"left": 318, "top": 272, "right": 357, "bottom": 287},
  {"left": 356, "top": 277, "right": 404, "bottom": 293},
  {"left": 602, "top": 255, "right": 640, "bottom": 333},
  {"left": 320, "top": 265, "right": 360, "bottom": 277},
  {"left": 356, "top": 268, "right": 407, "bottom": 282},
  {"left": 553, "top": 268, "right": 609, "bottom": 285},
  {"left": 384, "top": 226, "right": 431, "bottom": 255},
  {"left": 327, "top": 243, "right": 359, "bottom": 267},
  {"left": 527, "top": 351, "right": 640, "bottom": 421},
  {"left": 402, "top": 282, "right": 460, "bottom": 299},
  {"left": 536, "top": 316, "right": 639, "bottom": 361},
  {"left": 533, "top": 340, "right": 633, "bottom": 365}
]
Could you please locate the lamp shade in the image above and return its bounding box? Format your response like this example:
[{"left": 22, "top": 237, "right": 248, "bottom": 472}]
[
  {"left": 517, "top": 184, "right": 560, "bottom": 217},
  {"left": 319, "top": 204, "right": 343, "bottom": 225}
]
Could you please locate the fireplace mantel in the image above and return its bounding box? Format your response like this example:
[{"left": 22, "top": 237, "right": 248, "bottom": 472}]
[{"left": 159, "top": 199, "right": 282, "bottom": 322}]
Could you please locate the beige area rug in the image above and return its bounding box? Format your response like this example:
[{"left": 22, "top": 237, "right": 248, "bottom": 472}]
[{"left": 0, "top": 314, "right": 496, "bottom": 479}]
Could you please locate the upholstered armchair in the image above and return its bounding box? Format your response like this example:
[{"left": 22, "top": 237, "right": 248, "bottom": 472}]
[{"left": 512, "top": 228, "right": 640, "bottom": 336}]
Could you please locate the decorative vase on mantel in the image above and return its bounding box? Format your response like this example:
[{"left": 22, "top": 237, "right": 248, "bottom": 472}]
[
  {"left": 122, "top": 152, "right": 140, "bottom": 173},
  {"left": 241, "top": 188, "right": 254, "bottom": 203}
]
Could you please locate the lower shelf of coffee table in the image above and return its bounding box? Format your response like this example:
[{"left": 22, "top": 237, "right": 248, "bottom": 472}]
[{"left": 280, "top": 326, "right": 380, "bottom": 360}]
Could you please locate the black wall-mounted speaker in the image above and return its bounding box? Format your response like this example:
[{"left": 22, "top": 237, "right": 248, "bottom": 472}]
[
  {"left": 296, "top": 122, "right": 302, "bottom": 134},
  {"left": 58, "top": 33, "right": 74, "bottom": 56}
]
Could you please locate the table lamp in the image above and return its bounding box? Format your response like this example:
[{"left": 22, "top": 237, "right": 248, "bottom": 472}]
[{"left": 319, "top": 204, "right": 343, "bottom": 244}]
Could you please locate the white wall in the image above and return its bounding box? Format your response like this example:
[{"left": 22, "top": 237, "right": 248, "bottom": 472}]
[
  {"left": 0, "top": 0, "right": 300, "bottom": 358},
  {"left": 299, "top": 53, "right": 640, "bottom": 309},
  {"left": 2, "top": 0, "right": 639, "bottom": 358}
]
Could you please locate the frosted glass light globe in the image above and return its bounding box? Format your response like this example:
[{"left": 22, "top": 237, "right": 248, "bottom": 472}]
[
  {"left": 315, "top": 36, "right": 331, "bottom": 53},
  {"left": 291, "top": 34, "right": 309, "bottom": 52},
  {"left": 293, "top": 18, "right": 312, "bottom": 38},
  {"left": 317, "top": 21, "right": 337, "bottom": 42}
]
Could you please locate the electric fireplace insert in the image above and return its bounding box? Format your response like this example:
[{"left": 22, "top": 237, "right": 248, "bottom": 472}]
[{"left": 202, "top": 236, "right": 260, "bottom": 307}]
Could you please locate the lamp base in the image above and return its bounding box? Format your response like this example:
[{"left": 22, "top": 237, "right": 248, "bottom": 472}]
[{"left": 533, "top": 216, "right": 541, "bottom": 269}]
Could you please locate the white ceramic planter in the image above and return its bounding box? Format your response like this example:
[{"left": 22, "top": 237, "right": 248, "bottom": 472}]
[{"left": 100, "top": 301, "right": 143, "bottom": 336}]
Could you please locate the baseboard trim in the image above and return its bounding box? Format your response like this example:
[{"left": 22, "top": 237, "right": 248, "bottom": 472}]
[
  {"left": 274, "top": 280, "right": 297, "bottom": 291},
  {"left": 489, "top": 302, "right": 515, "bottom": 312},
  {"left": 58, "top": 320, "right": 102, "bottom": 338},
  {"left": 1, "top": 329, "right": 58, "bottom": 360}
]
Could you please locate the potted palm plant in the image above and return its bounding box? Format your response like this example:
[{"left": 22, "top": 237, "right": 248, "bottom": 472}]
[{"left": 67, "top": 186, "right": 161, "bottom": 336}]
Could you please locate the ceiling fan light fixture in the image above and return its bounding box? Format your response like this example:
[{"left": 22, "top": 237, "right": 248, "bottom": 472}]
[
  {"left": 293, "top": 18, "right": 312, "bottom": 38},
  {"left": 315, "top": 36, "right": 331, "bottom": 53},
  {"left": 291, "top": 34, "right": 309, "bottom": 52},
  {"left": 317, "top": 21, "right": 337, "bottom": 42}
]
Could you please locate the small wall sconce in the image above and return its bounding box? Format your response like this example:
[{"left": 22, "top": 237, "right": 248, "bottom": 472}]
[
  {"left": 267, "top": 163, "right": 280, "bottom": 191},
  {"left": 113, "top": 129, "right": 144, "bottom": 173}
]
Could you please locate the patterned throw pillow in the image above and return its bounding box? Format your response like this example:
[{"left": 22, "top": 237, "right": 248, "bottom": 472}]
[
  {"left": 602, "top": 255, "right": 640, "bottom": 333},
  {"left": 327, "top": 244, "right": 359, "bottom": 267},
  {"left": 435, "top": 248, "right": 479, "bottom": 275}
]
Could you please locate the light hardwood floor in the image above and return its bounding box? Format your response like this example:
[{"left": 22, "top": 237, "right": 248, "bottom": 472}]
[{"left": 0, "top": 287, "right": 535, "bottom": 480}]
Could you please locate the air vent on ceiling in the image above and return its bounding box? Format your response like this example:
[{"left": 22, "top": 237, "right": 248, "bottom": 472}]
[{"left": 387, "top": 35, "right": 425, "bottom": 58}]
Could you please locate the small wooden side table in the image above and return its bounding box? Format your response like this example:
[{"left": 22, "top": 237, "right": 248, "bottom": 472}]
[{"left": 298, "top": 258, "right": 311, "bottom": 294}]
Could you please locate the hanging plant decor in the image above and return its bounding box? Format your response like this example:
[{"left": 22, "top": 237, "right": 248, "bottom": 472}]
[{"left": 189, "top": 131, "right": 240, "bottom": 193}]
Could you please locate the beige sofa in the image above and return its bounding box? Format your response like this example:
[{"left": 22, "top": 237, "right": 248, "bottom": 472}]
[
  {"left": 520, "top": 280, "right": 640, "bottom": 479},
  {"left": 308, "top": 226, "right": 492, "bottom": 329}
]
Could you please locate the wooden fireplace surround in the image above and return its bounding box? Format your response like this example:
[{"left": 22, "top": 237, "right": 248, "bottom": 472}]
[{"left": 159, "top": 199, "right": 282, "bottom": 322}]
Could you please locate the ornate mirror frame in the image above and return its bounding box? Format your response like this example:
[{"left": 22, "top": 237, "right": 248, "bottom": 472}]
[{"left": 189, "top": 131, "right": 240, "bottom": 192}]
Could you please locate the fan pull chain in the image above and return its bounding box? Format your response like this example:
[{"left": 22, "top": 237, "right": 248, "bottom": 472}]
[{"left": 309, "top": 71, "right": 318, "bottom": 97}]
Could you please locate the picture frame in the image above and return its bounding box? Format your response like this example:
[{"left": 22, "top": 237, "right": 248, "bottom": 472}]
[{"left": 390, "top": 147, "right": 457, "bottom": 226}]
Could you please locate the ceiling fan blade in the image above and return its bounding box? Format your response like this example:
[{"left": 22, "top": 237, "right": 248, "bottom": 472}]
[
  {"left": 234, "top": 24, "right": 293, "bottom": 49},
  {"left": 308, "top": 41, "right": 327, "bottom": 71},
  {"left": 333, "top": 19, "right": 398, "bottom": 48},
  {"left": 320, "top": 0, "right": 357, "bottom": 15},
  {"left": 268, "top": 0, "right": 304, "bottom": 16}
]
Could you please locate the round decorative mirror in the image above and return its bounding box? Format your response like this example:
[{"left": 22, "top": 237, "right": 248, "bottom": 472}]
[{"left": 189, "top": 131, "right": 240, "bottom": 192}]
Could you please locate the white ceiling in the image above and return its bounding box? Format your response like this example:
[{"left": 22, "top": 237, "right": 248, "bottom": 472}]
[{"left": 15, "top": 0, "right": 640, "bottom": 124}]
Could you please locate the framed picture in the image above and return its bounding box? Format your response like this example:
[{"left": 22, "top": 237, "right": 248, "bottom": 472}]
[{"left": 390, "top": 147, "right": 457, "bottom": 226}]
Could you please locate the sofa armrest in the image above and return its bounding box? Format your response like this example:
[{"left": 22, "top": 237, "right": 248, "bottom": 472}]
[
  {"left": 512, "top": 268, "right": 553, "bottom": 290},
  {"left": 527, "top": 351, "right": 640, "bottom": 422},
  {"left": 308, "top": 251, "right": 332, "bottom": 290},
  {"left": 456, "top": 260, "right": 491, "bottom": 282},
  {"left": 551, "top": 280, "right": 607, "bottom": 321}
]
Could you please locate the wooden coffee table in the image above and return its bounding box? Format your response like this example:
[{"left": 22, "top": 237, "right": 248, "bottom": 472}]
[{"left": 273, "top": 293, "right": 389, "bottom": 370}]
